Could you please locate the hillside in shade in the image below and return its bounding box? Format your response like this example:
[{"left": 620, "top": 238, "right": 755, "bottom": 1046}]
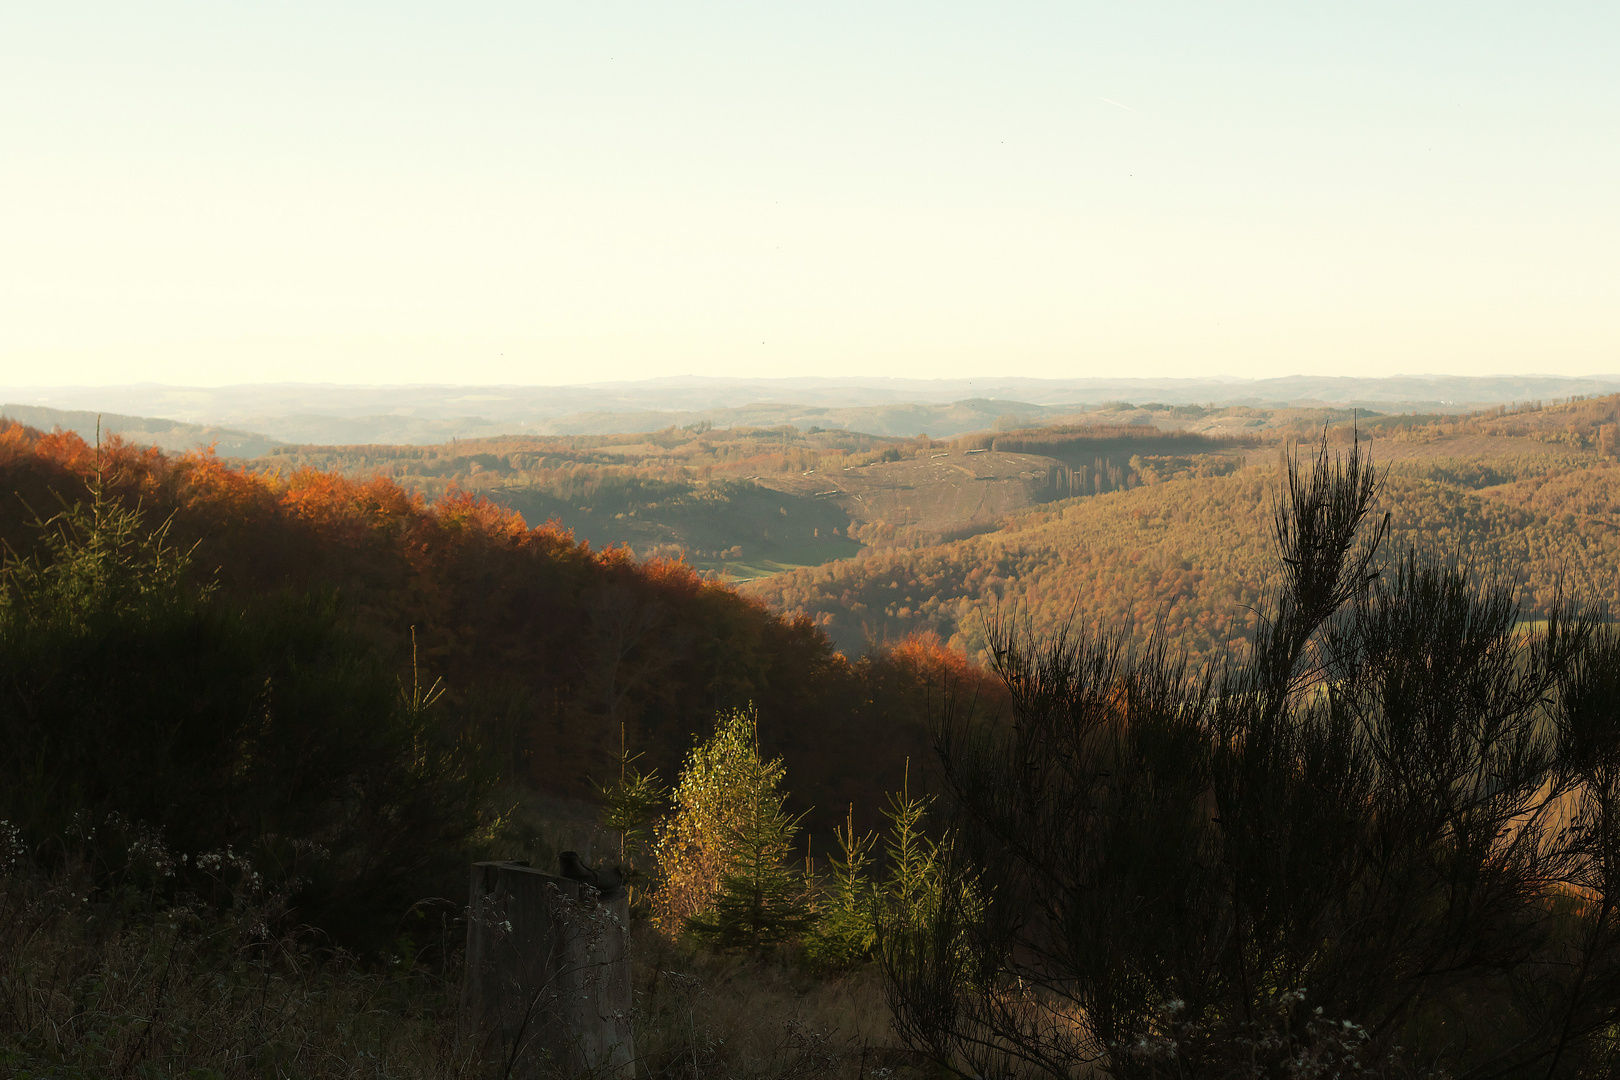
[{"left": 0, "top": 419, "right": 997, "bottom": 839}]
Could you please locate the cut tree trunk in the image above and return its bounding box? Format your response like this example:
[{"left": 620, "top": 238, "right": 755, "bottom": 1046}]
[{"left": 460, "top": 861, "right": 634, "bottom": 1078}]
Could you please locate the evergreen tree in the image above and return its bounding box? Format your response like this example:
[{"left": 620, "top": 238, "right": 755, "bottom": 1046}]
[
  {"left": 804, "top": 805, "right": 878, "bottom": 970},
  {"left": 0, "top": 447, "right": 197, "bottom": 628},
  {"left": 686, "top": 750, "right": 813, "bottom": 949},
  {"left": 880, "top": 762, "right": 940, "bottom": 936},
  {"left": 595, "top": 724, "right": 666, "bottom": 902}
]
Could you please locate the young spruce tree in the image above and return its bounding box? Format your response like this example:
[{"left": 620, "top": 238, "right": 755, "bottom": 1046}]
[
  {"left": 595, "top": 724, "right": 666, "bottom": 903},
  {"left": 803, "top": 805, "right": 879, "bottom": 970}
]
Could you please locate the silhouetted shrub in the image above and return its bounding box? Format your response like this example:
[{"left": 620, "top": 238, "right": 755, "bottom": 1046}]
[{"left": 886, "top": 437, "right": 1620, "bottom": 1079}]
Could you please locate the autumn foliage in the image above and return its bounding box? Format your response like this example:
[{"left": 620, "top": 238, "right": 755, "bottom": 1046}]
[{"left": 0, "top": 419, "right": 982, "bottom": 836}]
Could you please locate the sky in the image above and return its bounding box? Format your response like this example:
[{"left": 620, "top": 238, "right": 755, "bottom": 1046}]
[{"left": 2, "top": 2, "right": 1617, "bottom": 387}]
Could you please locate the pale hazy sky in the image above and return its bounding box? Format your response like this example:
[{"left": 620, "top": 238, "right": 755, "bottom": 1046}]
[{"left": 2, "top": 2, "right": 1617, "bottom": 386}]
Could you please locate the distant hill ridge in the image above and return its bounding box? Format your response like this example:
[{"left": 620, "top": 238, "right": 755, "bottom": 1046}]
[
  {"left": 0, "top": 404, "right": 280, "bottom": 458},
  {"left": 5, "top": 374, "right": 1619, "bottom": 445}
]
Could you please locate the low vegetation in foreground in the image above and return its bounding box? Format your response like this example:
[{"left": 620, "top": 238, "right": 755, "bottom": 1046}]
[{"left": 2, "top": 854, "right": 924, "bottom": 1079}]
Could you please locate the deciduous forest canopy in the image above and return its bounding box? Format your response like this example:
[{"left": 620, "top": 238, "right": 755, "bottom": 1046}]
[{"left": 0, "top": 419, "right": 980, "bottom": 841}]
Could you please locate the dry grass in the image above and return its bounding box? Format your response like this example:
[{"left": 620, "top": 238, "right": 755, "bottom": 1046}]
[
  {"left": 630, "top": 926, "right": 927, "bottom": 1080},
  {"left": 0, "top": 862, "right": 479, "bottom": 1079},
  {"left": 0, "top": 858, "right": 927, "bottom": 1080}
]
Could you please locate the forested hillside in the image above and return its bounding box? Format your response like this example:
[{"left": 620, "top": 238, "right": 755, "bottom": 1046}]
[
  {"left": 251, "top": 424, "right": 897, "bottom": 573},
  {"left": 751, "top": 398, "right": 1620, "bottom": 659},
  {"left": 251, "top": 417, "right": 1252, "bottom": 575},
  {"left": 0, "top": 420, "right": 992, "bottom": 839}
]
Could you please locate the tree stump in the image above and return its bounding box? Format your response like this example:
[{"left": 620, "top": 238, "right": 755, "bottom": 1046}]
[{"left": 460, "top": 861, "right": 634, "bottom": 1078}]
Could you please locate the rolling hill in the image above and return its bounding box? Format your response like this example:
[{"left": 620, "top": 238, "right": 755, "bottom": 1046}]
[
  {"left": 747, "top": 397, "right": 1620, "bottom": 659},
  {"left": 10, "top": 372, "right": 1620, "bottom": 442},
  {"left": 243, "top": 418, "right": 1253, "bottom": 578},
  {"left": 0, "top": 403, "right": 280, "bottom": 457}
]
